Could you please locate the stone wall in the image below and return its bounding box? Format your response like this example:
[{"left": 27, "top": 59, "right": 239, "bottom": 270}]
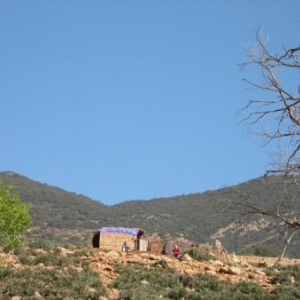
[
  {"left": 99, "top": 232, "right": 138, "bottom": 252},
  {"left": 193, "top": 240, "right": 229, "bottom": 262}
]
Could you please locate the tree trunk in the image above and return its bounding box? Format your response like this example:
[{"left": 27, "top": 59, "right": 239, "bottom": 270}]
[{"left": 273, "top": 229, "right": 298, "bottom": 267}]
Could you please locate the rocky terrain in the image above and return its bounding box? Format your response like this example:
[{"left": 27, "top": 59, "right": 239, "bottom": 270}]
[
  {"left": 1, "top": 246, "right": 299, "bottom": 300},
  {"left": 89, "top": 250, "right": 300, "bottom": 298}
]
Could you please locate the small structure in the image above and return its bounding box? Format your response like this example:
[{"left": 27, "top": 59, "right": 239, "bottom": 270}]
[
  {"left": 191, "top": 240, "right": 229, "bottom": 262},
  {"left": 148, "top": 240, "right": 163, "bottom": 255},
  {"left": 93, "top": 227, "right": 146, "bottom": 252}
]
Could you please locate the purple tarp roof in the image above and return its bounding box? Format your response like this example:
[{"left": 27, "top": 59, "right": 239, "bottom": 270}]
[{"left": 99, "top": 227, "right": 144, "bottom": 236}]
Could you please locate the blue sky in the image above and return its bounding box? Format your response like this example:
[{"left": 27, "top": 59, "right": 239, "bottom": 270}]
[{"left": 1, "top": 1, "right": 299, "bottom": 205}]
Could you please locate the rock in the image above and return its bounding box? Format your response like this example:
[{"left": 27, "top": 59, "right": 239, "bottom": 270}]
[
  {"left": 140, "top": 253, "right": 149, "bottom": 258},
  {"left": 212, "top": 260, "right": 224, "bottom": 266},
  {"left": 204, "top": 265, "right": 214, "bottom": 271},
  {"left": 104, "top": 265, "right": 113, "bottom": 271},
  {"left": 287, "top": 275, "right": 295, "bottom": 285},
  {"left": 105, "top": 251, "right": 119, "bottom": 258},
  {"left": 181, "top": 254, "right": 193, "bottom": 261},
  {"left": 248, "top": 272, "right": 261, "bottom": 280},
  {"left": 144, "top": 254, "right": 159, "bottom": 261},
  {"left": 231, "top": 252, "right": 238, "bottom": 263},
  {"left": 254, "top": 269, "right": 266, "bottom": 276},
  {"left": 218, "top": 266, "right": 228, "bottom": 273},
  {"left": 140, "top": 253, "right": 160, "bottom": 260},
  {"left": 227, "top": 266, "right": 242, "bottom": 275},
  {"left": 258, "top": 261, "right": 268, "bottom": 267},
  {"left": 33, "top": 291, "right": 43, "bottom": 299},
  {"left": 241, "top": 262, "right": 251, "bottom": 268},
  {"left": 206, "top": 270, "right": 217, "bottom": 276},
  {"left": 184, "top": 267, "right": 195, "bottom": 275}
]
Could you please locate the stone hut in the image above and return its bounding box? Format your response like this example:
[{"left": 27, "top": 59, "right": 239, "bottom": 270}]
[{"left": 93, "top": 227, "right": 146, "bottom": 252}]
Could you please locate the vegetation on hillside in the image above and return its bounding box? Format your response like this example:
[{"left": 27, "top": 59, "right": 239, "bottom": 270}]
[
  {"left": 0, "top": 241, "right": 107, "bottom": 299},
  {"left": 0, "top": 181, "right": 30, "bottom": 251},
  {"left": 1, "top": 240, "right": 300, "bottom": 299},
  {"left": 1, "top": 171, "right": 300, "bottom": 257}
]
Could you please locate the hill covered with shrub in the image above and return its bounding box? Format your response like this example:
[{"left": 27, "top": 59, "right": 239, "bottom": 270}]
[{"left": 1, "top": 171, "right": 300, "bottom": 256}]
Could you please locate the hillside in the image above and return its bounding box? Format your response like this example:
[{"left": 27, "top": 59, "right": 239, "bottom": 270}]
[
  {"left": 2, "top": 242, "right": 300, "bottom": 299},
  {"left": 1, "top": 171, "right": 300, "bottom": 256}
]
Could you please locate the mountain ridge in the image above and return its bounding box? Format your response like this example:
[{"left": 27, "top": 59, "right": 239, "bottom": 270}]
[{"left": 1, "top": 171, "right": 300, "bottom": 256}]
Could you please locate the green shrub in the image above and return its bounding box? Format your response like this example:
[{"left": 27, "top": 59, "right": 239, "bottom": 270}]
[
  {"left": 270, "top": 264, "right": 300, "bottom": 284},
  {"left": 194, "top": 273, "right": 225, "bottom": 293},
  {"left": 111, "top": 262, "right": 298, "bottom": 300},
  {"left": 272, "top": 285, "right": 300, "bottom": 300},
  {"left": 183, "top": 274, "right": 226, "bottom": 300},
  {"left": 228, "top": 281, "right": 270, "bottom": 300},
  {"left": 18, "top": 252, "right": 34, "bottom": 265},
  {"left": 27, "top": 239, "right": 56, "bottom": 251},
  {"left": 253, "top": 246, "right": 278, "bottom": 257},
  {"left": 184, "top": 248, "right": 216, "bottom": 261},
  {"left": 0, "top": 239, "right": 104, "bottom": 299},
  {"left": 112, "top": 264, "right": 230, "bottom": 299},
  {"left": 153, "top": 259, "right": 169, "bottom": 269},
  {"left": 71, "top": 248, "right": 94, "bottom": 257},
  {"left": 0, "top": 267, "right": 106, "bottom": 300},
  {"left": 179, "top": 274, "right": 195, "bottom": 289},
  {"left": 18, "top": 249, "right": 60, "bottom": 266},
  {"left": 112, "top": 263, "right": 179, "bottom": 299},
  {"left": 16, "top": 242, "right": 92, "bottom": 269},
  {"left": 167, "top": 286, "right": 186, "bottom": 299}
]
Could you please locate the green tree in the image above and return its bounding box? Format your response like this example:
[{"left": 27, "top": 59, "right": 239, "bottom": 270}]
[{"left": 0, "top": 181, "right": 30, "bottom": 251}]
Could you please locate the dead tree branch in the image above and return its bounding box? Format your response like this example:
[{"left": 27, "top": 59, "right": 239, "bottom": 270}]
[{"left": 239, "top": 31, "right": 300, "bottom": 178}]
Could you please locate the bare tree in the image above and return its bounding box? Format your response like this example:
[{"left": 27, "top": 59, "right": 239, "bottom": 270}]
[
  {"left": 236, "top": 199, "right": 299, "bottom": 266},
  {"left": 238, "top": 31, "right": 300, "bottom": 263},
  {"left": 240, "top": 31, "right": 300, "bottom": 177}
]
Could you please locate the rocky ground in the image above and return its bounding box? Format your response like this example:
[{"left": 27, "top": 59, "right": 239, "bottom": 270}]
[
  {"left": 1, "top": 247, "right": 300, "bottom": 300},
  {"left": 88, "top": 250, "right": 300, "bottom": 299}
]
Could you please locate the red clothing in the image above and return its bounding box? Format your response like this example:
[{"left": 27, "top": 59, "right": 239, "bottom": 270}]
[{"left": 172, "top": 246, "right": 180, "bottom": 258}]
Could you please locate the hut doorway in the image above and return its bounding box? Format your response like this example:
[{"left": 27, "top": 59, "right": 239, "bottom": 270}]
[{"left": 92, "top": 231, "right": 100, "bottom": 248}]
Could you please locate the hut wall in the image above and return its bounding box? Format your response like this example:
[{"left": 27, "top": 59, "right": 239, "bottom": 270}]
[
  {"left": 139, "top": 239, "right": 148, "bottom": 251},
  {"left": 100, "top": 232, "right": 138, "bottom": 252},
  {"left": 148, "top": 241, "right": 162, "bottom": 255}
]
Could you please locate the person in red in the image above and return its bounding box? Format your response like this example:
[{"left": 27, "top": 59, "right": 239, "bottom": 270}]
[{"left": 172, "top": 245, "right": 180, "bottom": 258}]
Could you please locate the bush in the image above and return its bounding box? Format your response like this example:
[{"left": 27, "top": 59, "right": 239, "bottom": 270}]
[
  {"left": 230, "top": 281, "right": 266, "bottom": 295},
  {"left": 0, "top": 267, "right": 107, "bottom": 300},
  {"left": 270, "top": 264, "right": 300, "bottom": 285},
  {"left": 26, "top": 239, "right": 56, "bottom": 251},
  {"left": 112, "top": 263, "right": 179, "bottom": 299},
  {"left": 272, "top": 285, "right": 300, "bottom": 300},
  {"left": 184, "top": 248, "right": 216, "bottom": 261},
  {"left": 193, "top": 274, "right": 226, "bottom": 293},
  {"left": 0, "top": 242, "right": 107, "bottom": 299},
  {"left": 167, "top": 286, "right": 186, "bottom": 299},
  {"left": 253, "top": 246, "right": 278, "bottom": 257},
  {"left": 153, "top": 259, "right": 169, "bottom": 269}
]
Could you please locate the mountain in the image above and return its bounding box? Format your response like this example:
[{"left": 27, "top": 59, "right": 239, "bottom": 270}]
[{"left": 1, "top": 171, "right": 300, "bottom": 256}]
